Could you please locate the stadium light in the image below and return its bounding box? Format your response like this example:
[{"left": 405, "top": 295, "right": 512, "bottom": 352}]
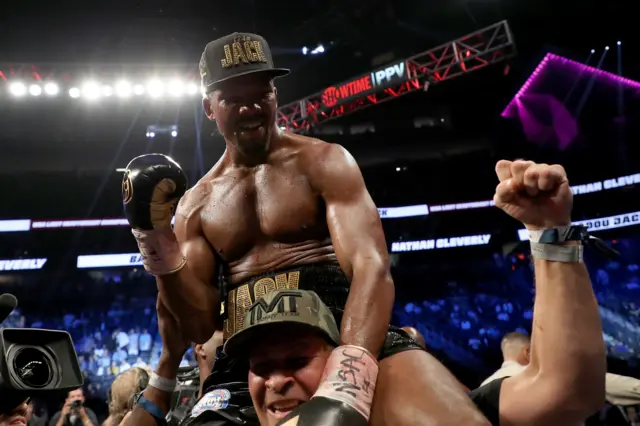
[
  {"left": 168, "top": 80, "right": 183, "bottom": 97},
  {"left": 186, "top": 83, "right": 199, "bottom": 95},
  {"left": 133, "top": 84, "right": 145, "bottom": 96},
  {"left": 9, "top": 82, "right": 27, "bottom": 97},
  {"left": 102, "top": 85, "right": 114, "bottom": 97},
  {"left": 29, "top": 84, "right": 42, "bottom": 96},
  {"left": 82, "top": 82, "right": 101, "bottom": 99},
  {"left": 44, "top": 82, "right": 59, "bottom": 96},
  {"left": 69, "top": 87, "right": 80, "bottom": 98},
  {"left": 147, "top": 79, "right": 164, "bottom": 98},
  {"left": 171, "top": 130, "right": 178, "bottom": 137},
  {"left": 115, "top": 81, "right": 132, "bottom": 97}
]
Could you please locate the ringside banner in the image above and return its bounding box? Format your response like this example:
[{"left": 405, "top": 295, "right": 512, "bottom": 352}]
[
  {"left": 74, "top": 208, "right": 640, "bottom": 267},
  {"left": 518, "top": 210, "right": 640, "bottom": 241},
  {"left": 0, "top": 258, "right": 47, "bottom": 271},
  {"left": 77, "top": 253, "right": 142, "bottom": 269},
  {"left": 0, "top": 172, "right": 637, "bottom": 234}
]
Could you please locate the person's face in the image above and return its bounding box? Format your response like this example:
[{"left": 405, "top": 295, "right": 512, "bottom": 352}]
[
  {"left": 203, "top": 73, "right": 278, "bottom": 157},
  {"left": 248, "top": 331, "right": 333, "bottom": 426},
  {"left": 0, "top": 401, "right": 28, "bottom": 426},
  {"left": 68, "top": 389, "right": 84, "bottom": 402}
]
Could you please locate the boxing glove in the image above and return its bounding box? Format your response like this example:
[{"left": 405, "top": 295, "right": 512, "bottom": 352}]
[
  {"left": 276, "top": 345, "right": 378, "bottom": 426},
  {"left": 122, "top": 154, "right": 188, "bottom": 276}
]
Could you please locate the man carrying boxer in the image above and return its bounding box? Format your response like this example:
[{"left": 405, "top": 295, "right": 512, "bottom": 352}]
[{"left": 122, "top": 32, "right": 488, "bottom": 426}]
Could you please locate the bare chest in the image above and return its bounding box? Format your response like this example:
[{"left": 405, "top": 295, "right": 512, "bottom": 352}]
[{"left": 200, "top": 166, "right": 325, "bottom": 261}]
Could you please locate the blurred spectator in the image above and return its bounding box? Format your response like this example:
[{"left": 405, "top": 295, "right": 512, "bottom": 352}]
[
  {"left": 107, "top": 367, "right": 150, "bottom": 426},
  {"left": 27, "top": 401, "right": 46, "bottom": 426},
  {"left": 139, "top": 329, "right": 152, "bottom": 359},
  {"left": 49, "top": 389, "right": 98, "bottom": 426}
]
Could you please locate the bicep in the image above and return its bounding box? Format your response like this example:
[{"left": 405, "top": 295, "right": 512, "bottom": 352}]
[
  {"left": 499, "top": 373, "right": 583, "bottom": 425},
  {"left": 320, "top": 146, "right": 389, "bottom": 275},
  {"left": 174, "top": 210, "right": 217, "bottom": 287}
]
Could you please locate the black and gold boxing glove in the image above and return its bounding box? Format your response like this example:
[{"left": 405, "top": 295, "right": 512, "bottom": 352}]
[{"left": 122, "top": 154, "right": 188, "bottom": 276}]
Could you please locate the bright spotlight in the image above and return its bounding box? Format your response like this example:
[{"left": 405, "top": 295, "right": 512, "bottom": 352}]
[
  {"left": 133, "top": 84, "right": 145, "bottom": 95},
  {"left": 186, "top": 83, "right": 199, "bottom": 95},
  {"left": 69, "top": 87, "right": 81, "bottom": 98},
  {"left": 147, "top": 80, "right": 164, "bottom": 98},
  {"left": 302, "top": 46, "right": 309, "bottom": 55},
  {"left": 168, "top": 80, "right": 183, "bottom": 97},
  {"left": 617, "top": 41, "right": 621, "bottom": 46},
  {"left": 29, "top": 84, "right": 42, "bottom": 96},
  {"left": 171, "top": 130, "right": 178, "bottom": 137},
  {"left": 605, "top": 46, "right": 610, "bottom": 51},
  {"left": 590, "top": 49, "right": 595, "bottom": 54},
  {"left": 9, "top": 82, "right": 27, "bottom": 97},
  {"left": 115, "top": 81, "right": 132, "bottom": 97},
  {"left": 44, "top": 82, "right": 59, "bottom": 95},
  {"left": 82, "top": 82, "right": 101, "bottom": 99},
  {"left": 148, "top": 132, "right": 156, "bottom": 138},
  {"left": 102, "top": 86, "right": 114, "bottom": 97}
]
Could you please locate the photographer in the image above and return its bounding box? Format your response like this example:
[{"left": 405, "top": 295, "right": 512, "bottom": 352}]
[{"left": 49, "top": 389, "right": 98, "bottom": 426}]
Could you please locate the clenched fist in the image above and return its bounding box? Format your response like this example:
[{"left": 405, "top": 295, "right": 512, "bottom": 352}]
[{"left": 494, "top": 160, "right": 573, "bottom": 230}]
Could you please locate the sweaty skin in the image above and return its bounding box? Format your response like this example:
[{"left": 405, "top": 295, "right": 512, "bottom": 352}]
[
  {"left": 169, "top": 132, "right": 392, "bottom": 352},
  {"left": 156, "top": 73, "right": 392, "bottom": 354}
]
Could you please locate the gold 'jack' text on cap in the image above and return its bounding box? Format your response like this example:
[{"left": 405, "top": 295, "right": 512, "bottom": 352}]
[{"left": 221, "top": 35, "right": 268, "bottom": 68}]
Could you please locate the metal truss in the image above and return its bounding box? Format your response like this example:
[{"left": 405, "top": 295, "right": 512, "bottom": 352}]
[{"left": 276, "top": 20, "right": 516, "bottom": 133}]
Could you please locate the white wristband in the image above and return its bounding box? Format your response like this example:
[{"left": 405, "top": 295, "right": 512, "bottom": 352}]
[
  {"left": 132, "top": 228, "right": 187, "bottom": 276},
  {"left": 530, "top": 241, "right": 584, "bottom": 263},
  {"left": 149, "top": 372, "right": 177, "bottom": 392}
]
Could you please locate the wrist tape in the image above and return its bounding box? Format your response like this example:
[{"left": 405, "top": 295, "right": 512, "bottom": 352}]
[
  {"left": 314, "top": 345, "right": 379, "bottom": 420},
  {"left": 149, "top": 372, "right": 177, "bottom": 393},
  {"left": 530, "top": 241, "right": 584, "bottom": 263},
  {"left": 132, "top": 228, "right": 187, "bottom": 276}
]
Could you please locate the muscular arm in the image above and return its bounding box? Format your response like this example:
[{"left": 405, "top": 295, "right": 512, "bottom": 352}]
[
  {"left": 500, "top": 247, "right": 606, "bottom": 425},
  {"left": 310, "top": 143, "right": 393, "bottom": 355},
  {"left": 156, "top": 188, "right": 220, "bottom": 344}
]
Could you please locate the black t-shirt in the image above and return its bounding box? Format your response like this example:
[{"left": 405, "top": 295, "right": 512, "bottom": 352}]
[{"left": 469, "top": 377, "right": 506, "bottom": 426}]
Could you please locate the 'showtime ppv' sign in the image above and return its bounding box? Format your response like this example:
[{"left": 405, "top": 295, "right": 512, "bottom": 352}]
[{"left": 321, "top": 61, "right": 408, "bottom": 108}]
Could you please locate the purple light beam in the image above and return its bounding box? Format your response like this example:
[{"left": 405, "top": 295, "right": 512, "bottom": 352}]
[{"left": 501, "top": 53, "right": 640, "bottom": 118}]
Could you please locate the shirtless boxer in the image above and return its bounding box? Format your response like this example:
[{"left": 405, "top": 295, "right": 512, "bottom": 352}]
[{"left": 123, "top": 32, "right": 488, "bottom": 426}]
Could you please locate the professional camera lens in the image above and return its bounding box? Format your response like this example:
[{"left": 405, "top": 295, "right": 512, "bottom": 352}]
[{"left": 12, "top": 347, "right": 53, "bottom": 388}]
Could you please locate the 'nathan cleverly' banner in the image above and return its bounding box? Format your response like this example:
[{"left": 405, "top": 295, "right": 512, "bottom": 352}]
[
  {"left": 0, "top": 258, "right": 47, "bottom": 271},
  {"left": 390, "top": 234, "right": 492, "bottom": 253}
]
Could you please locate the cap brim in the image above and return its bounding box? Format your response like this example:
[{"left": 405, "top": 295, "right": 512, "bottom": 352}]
[
  {"left": 224, "top": 321, "right": 327, "bottom": 359},
  {"left": 205, "top": 68, "right": 290, "bottom": 90}
]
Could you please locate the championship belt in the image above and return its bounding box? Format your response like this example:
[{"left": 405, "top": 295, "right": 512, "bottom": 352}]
[{"left": 221, "top": 269, "right": 301, "bottom": 340}]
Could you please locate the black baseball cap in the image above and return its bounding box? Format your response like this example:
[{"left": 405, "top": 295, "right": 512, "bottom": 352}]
[{"left": 199, "top": 32, "right": 290, "bottom": 92}]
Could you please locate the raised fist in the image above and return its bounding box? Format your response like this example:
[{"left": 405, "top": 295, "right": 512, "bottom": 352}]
[{"left": 494, "top": 160, "right": 573, "bottom": 230}]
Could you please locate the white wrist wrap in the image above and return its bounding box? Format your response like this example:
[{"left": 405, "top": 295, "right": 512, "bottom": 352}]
[
  {"left": 530, "top": 241, "right": 584, "bottom": 263},
  {"left": 132, "top": 228, "right": 186, "bottom": 276},
  {"left": 149, "top": 372, "right": 177, "bottom": 392}
]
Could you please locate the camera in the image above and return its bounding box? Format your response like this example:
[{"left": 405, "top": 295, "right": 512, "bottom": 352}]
[
  {"left": 70, "top": 399, "right": 83, "bottom": 410},
  {"left": 0, "top": 328, "right": 83, "bottom": 413}
]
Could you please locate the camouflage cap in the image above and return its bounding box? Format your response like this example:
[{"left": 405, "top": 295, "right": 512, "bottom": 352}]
[{"left": 223, "top": 289, "right": 340, "bottom": 358}]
